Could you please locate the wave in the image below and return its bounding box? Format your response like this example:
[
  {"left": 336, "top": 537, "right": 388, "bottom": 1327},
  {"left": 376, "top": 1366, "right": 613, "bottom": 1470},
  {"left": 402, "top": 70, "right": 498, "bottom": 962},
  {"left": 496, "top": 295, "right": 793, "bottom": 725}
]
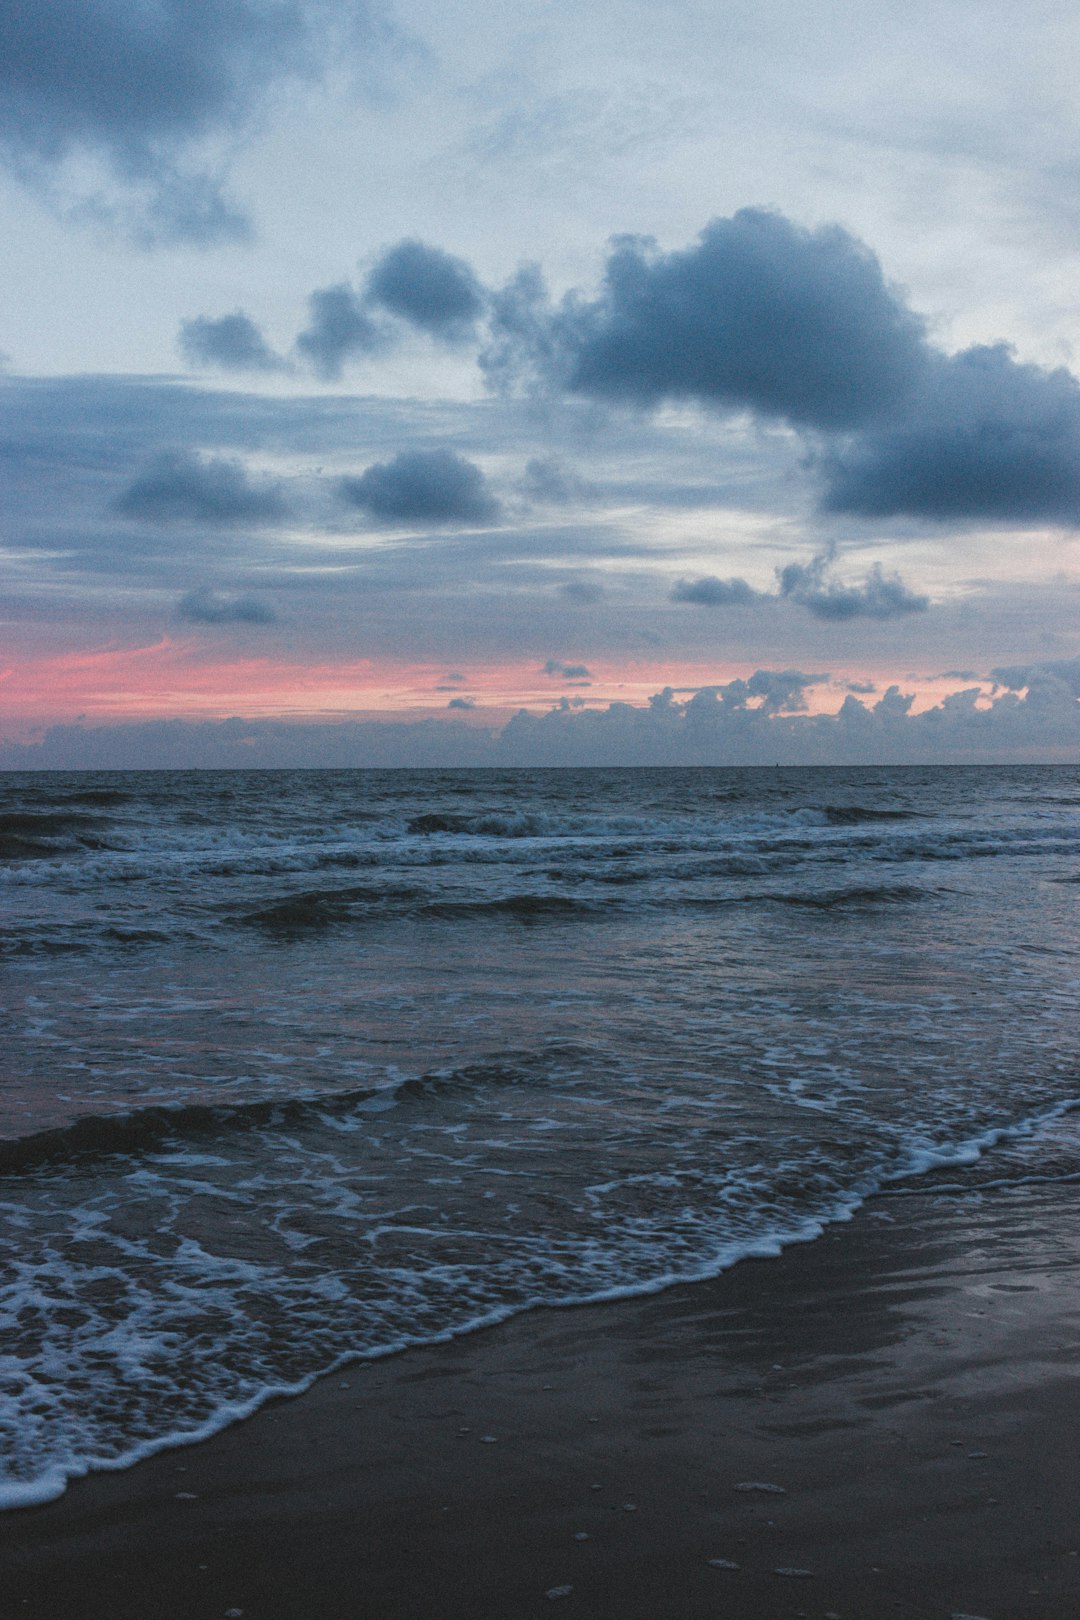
[
  {"left": 0, "top": 810, "right": 117, "bottom": 861},
  {"left": 0, "top": 1052, "right": 592, "bottom": 1176},
  {"left": 752, "top": 883, "right": 932, "bottom": 910}
]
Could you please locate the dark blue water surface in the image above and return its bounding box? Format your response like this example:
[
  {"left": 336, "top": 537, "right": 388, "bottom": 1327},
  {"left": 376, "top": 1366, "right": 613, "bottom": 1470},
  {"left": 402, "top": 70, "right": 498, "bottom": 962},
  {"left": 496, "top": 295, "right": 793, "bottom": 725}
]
[{"left": 1, "top": 766, "right": 1078, "bottom": 1505}]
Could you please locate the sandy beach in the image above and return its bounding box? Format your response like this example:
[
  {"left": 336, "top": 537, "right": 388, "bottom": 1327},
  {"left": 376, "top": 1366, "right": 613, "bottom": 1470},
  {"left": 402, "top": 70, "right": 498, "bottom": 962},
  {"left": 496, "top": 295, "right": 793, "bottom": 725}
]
[{"left": 4, "top": 1172, "right": 1080, "bottom": 1620}]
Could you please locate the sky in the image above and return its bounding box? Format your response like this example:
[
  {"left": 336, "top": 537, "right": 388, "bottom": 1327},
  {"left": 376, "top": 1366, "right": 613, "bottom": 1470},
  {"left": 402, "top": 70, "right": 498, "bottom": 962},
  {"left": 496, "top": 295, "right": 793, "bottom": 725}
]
[{"left": 2, "top": 0, "right": 1080, "bottom": 767}]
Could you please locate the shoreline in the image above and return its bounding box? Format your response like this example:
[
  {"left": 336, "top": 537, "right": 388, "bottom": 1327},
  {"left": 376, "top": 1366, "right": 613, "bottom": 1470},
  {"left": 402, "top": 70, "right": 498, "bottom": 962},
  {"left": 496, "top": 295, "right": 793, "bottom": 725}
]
[{"left": 5, "top": 1175, "right": 1080, "bottom": 1617}]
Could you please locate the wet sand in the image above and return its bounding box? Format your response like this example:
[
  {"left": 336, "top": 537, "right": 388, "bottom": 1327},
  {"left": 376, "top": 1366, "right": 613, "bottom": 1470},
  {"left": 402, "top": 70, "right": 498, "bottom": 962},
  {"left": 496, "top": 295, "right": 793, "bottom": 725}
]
[{"left": 4, "top": 1178, "right": 1080, "bottom": 1619}]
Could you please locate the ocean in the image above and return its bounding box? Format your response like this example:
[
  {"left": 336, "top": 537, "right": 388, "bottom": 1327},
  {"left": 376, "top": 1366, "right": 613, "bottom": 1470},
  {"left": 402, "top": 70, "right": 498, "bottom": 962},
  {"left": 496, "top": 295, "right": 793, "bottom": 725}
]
[{"left": 1, "top": 764, "right": 1078, "bottom": 1510}]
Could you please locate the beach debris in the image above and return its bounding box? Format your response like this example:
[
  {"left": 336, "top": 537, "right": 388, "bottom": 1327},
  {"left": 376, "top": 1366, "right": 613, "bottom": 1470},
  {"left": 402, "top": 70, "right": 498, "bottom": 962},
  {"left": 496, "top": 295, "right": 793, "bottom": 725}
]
[
  {"left": 773, "top": 1567, "right": 812, "bottom": 1578},
  {"left": 480, "top": 1434, "right": 498, "bottom": 1443},
  {"left": 589, "top": 1483, "right": 602, "bottom": 1491},
  {"left": 572, "top": 1532, "right": 590, "bottom": 1542},
  {"left": 735, "top": 1481, "right": 787, "bottom": 1494},
  {"left": 175, "top": 1491, "right": 199, "bottom": 1501},
  {"left": 545, "top": 1585, "right": 573, "bottom": 1600},
  {"left": 706, "top": 1558, "right": 740, "bottom": 1570},
  {"left": 950, "top": 1613, "right": 992, "bottom": 1619},
  {"left": 967, "top": 1450, "right": 988, "bottom": 1459},
  {"left": 621, "top": 1502, "right": 638, "bottom": 1512},
  {"left": 224, "top": 1611, "right": 244, "bottom": 1618}
]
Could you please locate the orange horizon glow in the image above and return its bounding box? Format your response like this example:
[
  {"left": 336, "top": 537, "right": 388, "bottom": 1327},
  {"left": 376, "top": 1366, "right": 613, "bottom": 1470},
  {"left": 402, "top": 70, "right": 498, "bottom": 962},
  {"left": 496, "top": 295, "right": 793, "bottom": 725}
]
[{"left": 0, "top": 636, "right": 994, "bottom": 741}]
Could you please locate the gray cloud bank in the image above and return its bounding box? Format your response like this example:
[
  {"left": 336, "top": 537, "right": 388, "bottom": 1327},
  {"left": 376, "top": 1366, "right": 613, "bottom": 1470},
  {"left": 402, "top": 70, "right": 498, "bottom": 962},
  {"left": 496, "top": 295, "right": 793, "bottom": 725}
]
[{"left": 4, "top": 667, "right": 1078, "bottom": 769}]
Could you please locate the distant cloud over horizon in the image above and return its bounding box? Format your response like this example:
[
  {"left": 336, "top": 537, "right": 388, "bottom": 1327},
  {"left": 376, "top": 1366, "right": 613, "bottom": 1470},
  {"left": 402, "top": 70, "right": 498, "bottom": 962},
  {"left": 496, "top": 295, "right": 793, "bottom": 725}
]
[{"left": 4, "top": 670, "right": 1078, "bottom": 770}]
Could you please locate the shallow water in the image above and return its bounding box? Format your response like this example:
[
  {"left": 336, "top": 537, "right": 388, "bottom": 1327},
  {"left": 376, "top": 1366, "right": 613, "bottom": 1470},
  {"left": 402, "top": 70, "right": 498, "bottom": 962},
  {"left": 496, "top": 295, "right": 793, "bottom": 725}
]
[{"left": 1, "top": 764, "right": 1077, "bottom": 1506}]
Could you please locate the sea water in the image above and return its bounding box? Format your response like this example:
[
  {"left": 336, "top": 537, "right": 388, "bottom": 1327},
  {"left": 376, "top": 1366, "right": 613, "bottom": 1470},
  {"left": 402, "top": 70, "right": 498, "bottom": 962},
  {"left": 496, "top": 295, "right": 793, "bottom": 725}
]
[{"left": 1, "top": 765, "right": 1077, "bottom": 1507}]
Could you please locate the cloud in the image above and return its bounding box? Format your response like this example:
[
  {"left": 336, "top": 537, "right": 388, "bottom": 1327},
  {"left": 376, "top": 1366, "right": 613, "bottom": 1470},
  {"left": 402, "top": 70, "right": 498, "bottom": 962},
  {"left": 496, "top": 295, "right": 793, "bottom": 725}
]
[
  {"left": 178, "top": 313, "right": 286, "bottom": 373},
  {"left": 447, "top": 695, "right": 476, "bottom": 709},
  {"left": 5, "top": 671, "right": 1080, "bottom": 770},
  {"left": 560, "top": 580, "right": 605, "bottom": 603},
  {"left": 486, "top": 210, "right": 926, "bottom": 429},
  {"left": 670, "top": 575, "right": 760, "bottom": 606},
  {"left": 745, "top": 668, "right": 829, "bottom": 713},
  {"left": 177, "top": 586, "right": 276, "bottom": 624},
  {"left": 778, "top": 551, "right": 929, "bottom": 620},
  {"left": 0, "top": 0, "right": 380, "bottom": 244},
  {"left": 114, "top": 450, "right": 287, "bottom": 525},
  {"left": 365, "top": 239, "right": 486, "bottom": 339},
  {"left": 990, "top": 656, "right": 1080, "bottom": 696},
  {"left": 296, "top": 284, "right": 384, "bottom": 380},
  {"left": 543, "top": 658, "right": 592, "bottom": 681},
  {"left": 822, "top": 344, "right": 1080, "bottom": 524},
  {"left": 481, "top": 209, "right": 1080, "bottom": 527},
  {"left": 338, "top": 449, "right": 499, "bottom": 525},
  {"left": 520, "top": 456, "right": 585, "bottom": 504}
]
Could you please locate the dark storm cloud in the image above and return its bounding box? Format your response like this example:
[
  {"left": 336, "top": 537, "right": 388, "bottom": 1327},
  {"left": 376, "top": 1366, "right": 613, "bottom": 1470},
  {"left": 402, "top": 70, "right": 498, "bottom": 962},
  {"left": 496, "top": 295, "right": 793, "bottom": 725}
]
[
  {"left": 295, "top": 284, "right": 385, "bottom": 380},
  {"left": 114, "top": 450, "right": 287, "bottom": 524},
  {"left": 0, "top": 0, "right": 380, "bottom": 243},
  {"left": 481, "top": 209, "right": 1080, "bottom": 527},
  {"left": 178, "top": 313, "right": 286, "bottom": 373},
  {"left": 777, "top": 551, "right": 929, "bottom": 619},
  {"left": 365, "top": 239, "right": 486, "bottom": 339},
  {"left": 177, "top": 586, "right": 276, "bottom": 624},
  {"left": 338, "top": 449, "right": 499, "bottom": 525},
  {"left": 670, "top": 575, "right": 761, "bottom": 606},
  {"left": 485, "top": 210, "right": 926, "bottom": 429},
  {"left": 821, "top": 344, "right": 1080, "bottom": 524}
]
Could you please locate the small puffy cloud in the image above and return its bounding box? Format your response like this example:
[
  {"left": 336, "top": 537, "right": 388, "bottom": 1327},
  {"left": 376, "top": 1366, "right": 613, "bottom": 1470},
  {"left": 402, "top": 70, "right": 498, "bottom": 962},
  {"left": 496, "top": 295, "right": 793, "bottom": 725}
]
[
  {"left": 823, "top": 344, "right": 1080, "bottom": 524},
  {"left": 365, "top": 239, "right": 485, "bottom": 339},
  {"left": 778, "top": 551, "right": 929, "bottom": 620},
  {"left": 338, "top": 449, "right": 499, "bottom": 525},
  {"left": 114, "top": 450, "right": 287, "bottom": 524},
  {"left": 447, "top": 695, "right": 476, "bottom": 710},
  {"left": 845, "top": 680, "right": 878, "bottom": 694},
  {"left": 178, "top": 312, "right": 286, "bottom": 373},
  {"left": 0, "top": 0, "right": 379, "bottom": 244},
  {"left": 296, "top": 284, "right": 383, "bottom": 380},
  {"left": 543, "top": 658, "right": 592, "bottom": 681},
  {"left": 671, "top": 575, "right": 760, "bottom": 606},
  {"left": 177, "top": 587, "right": 276, "bottom": 624},
  {"left": 560, "top": 579, "right": 605, "bottom": 603}
]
